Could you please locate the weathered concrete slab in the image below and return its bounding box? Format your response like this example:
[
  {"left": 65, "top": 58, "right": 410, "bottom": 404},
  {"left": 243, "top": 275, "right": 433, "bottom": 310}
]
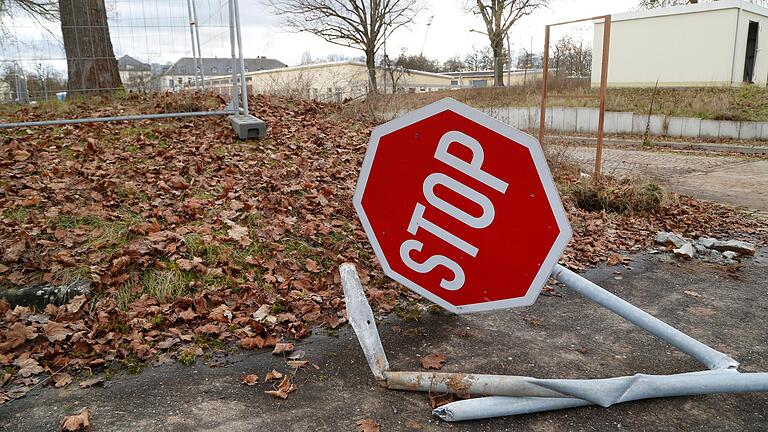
[
  {"left": 616, "top": 112, "right": 634, "bottom": 134},
  {"left": 603, "top": 112, "right": 619, "bottom": 134},
  {"left": 700, "top": 120, "right": 721, "bottom": 138},
  {"left": 649, "top": 114, "right": 666, "bottom": 136},
  {"left": 681, "top": 117, "right": 702, "bottom": 138},
  {"left": 563, "top": 108, "right": 577, "bottom": 132},
  {"left": 577, "top": 108, "right": 597, "bottom": 132},
  {"left": 739, "top": 122, "right": 761, "bottom": 140},
  {"left": 719, "top": 121, "right": 740, "bottom": 139},
  {"left": 550, "top": 107, "right": 565, "bottom": 131},
  {"left": 632, "top": 114, "right": 646, "bottom": 135},
  {"left": 666, "top": 117, "right": 685, "bottom": 137},
  {"left": 760, "top": 122, "right": 768, "bottom": 140}
]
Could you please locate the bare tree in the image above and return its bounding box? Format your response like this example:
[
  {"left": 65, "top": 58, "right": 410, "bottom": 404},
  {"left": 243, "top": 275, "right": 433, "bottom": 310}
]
[
  {"left": 1, "top": 0, "right": 122, "bottom": 96},
  {"left": 59, "top": 0, "right": 122, "bottom": 95},
  {"left": 466, "top": 0, "right": 547, "bottom": 86},
  {"left": 268, "top": 0, "right": 421, "bottom": 93}
]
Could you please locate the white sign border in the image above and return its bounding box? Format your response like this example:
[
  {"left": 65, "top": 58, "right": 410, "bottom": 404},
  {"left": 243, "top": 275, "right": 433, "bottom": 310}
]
[{"left": 353, "top": 97, "right": 573, "bottom": 314}]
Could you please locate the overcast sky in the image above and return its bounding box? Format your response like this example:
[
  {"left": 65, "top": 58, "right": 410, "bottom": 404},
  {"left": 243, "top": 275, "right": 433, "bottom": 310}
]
[{"left": 1, "top": 0, "right": 641, "bottom": 71}]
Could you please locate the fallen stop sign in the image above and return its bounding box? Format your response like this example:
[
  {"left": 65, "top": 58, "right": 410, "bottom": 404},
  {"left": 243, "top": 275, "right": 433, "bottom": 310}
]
[{"left": 354, "top": 98, "right": 572, "bottom": 313}]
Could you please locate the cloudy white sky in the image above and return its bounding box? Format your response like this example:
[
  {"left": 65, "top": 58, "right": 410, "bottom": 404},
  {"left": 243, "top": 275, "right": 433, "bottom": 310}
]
[
  {"left": 1, "top": 0, "right": 641, "bottom": 71},
  {"left": 247, "top": 0, "right": 640, "bottom": 65}
]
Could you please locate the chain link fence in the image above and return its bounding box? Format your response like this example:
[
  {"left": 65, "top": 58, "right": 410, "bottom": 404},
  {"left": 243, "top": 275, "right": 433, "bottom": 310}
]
[{"left": 0, "top": 0, "right": 263, "bottom": 137}]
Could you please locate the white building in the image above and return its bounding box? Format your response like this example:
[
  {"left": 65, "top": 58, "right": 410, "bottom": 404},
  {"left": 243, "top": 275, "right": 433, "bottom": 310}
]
[
  {"left": 592, "top": 0, "right": 768, "bottom": 87},
  {"left": 162, "top": 57, "right": 286, "bottom": 92},
  {"left": 206, "top": 61, "right": 457, "bottom": 102},
  {"left": 118, "top": 55, "right": 154, "bottom": 92}
]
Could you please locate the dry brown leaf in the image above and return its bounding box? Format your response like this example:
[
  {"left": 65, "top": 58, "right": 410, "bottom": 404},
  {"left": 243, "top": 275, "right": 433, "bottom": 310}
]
[
  {"left": 420, "top": 353, "right": 446, "bottom": 370},
  {"left": 272, "top": 343, "right": 294, "bottom": 355},
  {"left": 286, "top": 360, "right": 309, "bottom": 369},
  {"left": 43, "top": 321, "right": 73, "bottom": 342},
  {"left": 0, "top": 323, "right": 37, "bottom": 352},
  {"left": 15, "top": 358, "right": 44, "bottom": 377},
  {"left": 305, "top": 258, "right": 321, "bottom": 273},
  {"left": 265, "top": 370, "right": 283, "bottom": 381},
  {"left": 240, "top": 373, "right": 259, "bottom": 386},
  {"left": 265, "top": 376, "right": 297, "bottom": 399},
  {"left": 355, "top": 418, "right": 380, "bottom": 432},
  {"left": 239, "top": 336, "right": 265, "bottom": 350},
  {"left": 178, "top": 308, "right": 198, "bottom": 321},
  {"left": 53, "top": 373, "right": 74, "bottom": 388},
  {"left": 60, "top": 408, "right": 91, "bottom": 431},
  {"left": 79, "top": 377, "right": 104, "bottom": 389},
  {"left": 66, "top": 295, "right": 88, "bottom": 313}
]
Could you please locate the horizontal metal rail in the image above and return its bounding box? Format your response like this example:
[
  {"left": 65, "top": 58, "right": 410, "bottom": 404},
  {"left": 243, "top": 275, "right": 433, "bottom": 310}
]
[{"left": 0, "top": 110, "right": 236, "bottom": 129}]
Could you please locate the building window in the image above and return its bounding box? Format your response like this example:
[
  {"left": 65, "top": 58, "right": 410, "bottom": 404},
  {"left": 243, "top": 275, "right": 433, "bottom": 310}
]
[
  {"left": 450, "top": 80, "right": 458, "bottom": 85},
  {"left": 168, "top": 79, "right": 174, "bottom": 88},
  {"left": 177, "top": 77, "right": 183, "bottom": 84}
]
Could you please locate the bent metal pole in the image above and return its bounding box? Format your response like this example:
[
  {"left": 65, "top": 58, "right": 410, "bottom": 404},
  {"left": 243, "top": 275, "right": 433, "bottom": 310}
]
[
  {"left": 432, "top": 369, "right": 768, "bottom": 421},
  {"left": 550, "top": 264, "right": 738, "bottom": 371}
]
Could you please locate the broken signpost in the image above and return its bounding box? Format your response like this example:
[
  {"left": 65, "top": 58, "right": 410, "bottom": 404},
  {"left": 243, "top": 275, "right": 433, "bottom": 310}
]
[{"left": 342, "top": 98, "right": 768, "bottom": 422}]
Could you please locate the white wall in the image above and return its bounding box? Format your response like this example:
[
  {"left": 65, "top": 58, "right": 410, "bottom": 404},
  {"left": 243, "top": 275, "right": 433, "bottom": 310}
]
[{"left": 592, "top": 7, "right": 742, "bottom": 87}]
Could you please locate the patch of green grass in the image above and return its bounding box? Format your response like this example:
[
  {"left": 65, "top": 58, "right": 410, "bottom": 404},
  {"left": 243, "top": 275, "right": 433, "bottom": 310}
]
[
  {"left": 115, "top": 281, "right": 139, "bottom": 311},
  {"left": 141, "top": 268, "right": 194, "bottom": 302},
  {"left": 2, "top": 207, "right": 33, "bottom": 223},
  {"left": 150, "top": 315, "right": 164, "bottom": 328},
  {"left": 194, "top": 333, "right": 224, "bottom": 351},
  {"left": 122, "top": 354, "right": 144, "bottom": 374},
  {"left": 270, "top": 298, "right": 288, "bottom": 315},
  {"left": 395, "top": 305, "right": 421, "bottom": 323},
  {"left": 108, "top": 318, "right": 131, "bottom": 334},
  {"left": 54, "top": 265, "right": 91, "bottom": 285},
  {"left": 184, "top": 234, "right": 224, "bottom": 265},
  {"left": 178, "top": 349, "right": 197, "bottom": 366},
  {"left": 48, "top": 214, "right": 103, "bottom": 229}
]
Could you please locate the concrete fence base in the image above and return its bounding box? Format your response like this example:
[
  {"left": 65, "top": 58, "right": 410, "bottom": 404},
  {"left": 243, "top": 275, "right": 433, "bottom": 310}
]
[{"left": 478, "top": 106, "right": 768, "bottom": 141}]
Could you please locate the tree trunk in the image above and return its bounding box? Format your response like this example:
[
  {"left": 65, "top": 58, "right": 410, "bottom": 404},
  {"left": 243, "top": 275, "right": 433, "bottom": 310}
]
[
  {"left": 59, "top": 0, "right": 122, "bottom": 96},
  {"left": 366, "top": 49, "right": 378, "bottom": 94},
  {"left": 492, "top": 38, "right": 505, "bottom": 87}
]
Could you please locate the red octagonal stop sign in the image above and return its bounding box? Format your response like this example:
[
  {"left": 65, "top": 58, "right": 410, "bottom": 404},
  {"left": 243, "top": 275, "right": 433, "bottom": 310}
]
[{"left": 354, "top": 98, "right": 572, "bottom": 313}]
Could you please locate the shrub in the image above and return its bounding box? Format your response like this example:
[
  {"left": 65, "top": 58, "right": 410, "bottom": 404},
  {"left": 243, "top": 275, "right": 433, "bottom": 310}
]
[{"left": 566, "top": 178, "right": 666, "bottom": 214}]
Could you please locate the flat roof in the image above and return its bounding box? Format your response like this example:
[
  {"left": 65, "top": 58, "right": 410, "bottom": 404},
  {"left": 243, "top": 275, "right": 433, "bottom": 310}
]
[
  {"left": 606, "top": 0, "right": 768, "bottom": 23},
  {"left": 237, "top": 60, "right": 453, "bottom": 80}
]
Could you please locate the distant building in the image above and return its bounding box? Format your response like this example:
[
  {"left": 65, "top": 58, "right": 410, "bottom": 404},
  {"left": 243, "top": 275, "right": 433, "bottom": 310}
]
[
  {"left": 592, "top": 0, "right": 768, "bottom": 87},
  {"left": 443, "top": 69, "right": 546, "bottom": 88},
  {"left": 118, "top": 55, "right": 154, "bottom": 92},
  {"left": 162, "top": 57, "right": 287, "bottom": 92},
  {"left": 206, "top": 61, "right": 456, "bottom": 102}
]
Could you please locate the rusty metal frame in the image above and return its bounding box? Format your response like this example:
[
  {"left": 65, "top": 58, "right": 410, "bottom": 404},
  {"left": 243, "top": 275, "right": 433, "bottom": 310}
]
[{"left": 538, "top": 15, "right": 611, "bottom": 179}]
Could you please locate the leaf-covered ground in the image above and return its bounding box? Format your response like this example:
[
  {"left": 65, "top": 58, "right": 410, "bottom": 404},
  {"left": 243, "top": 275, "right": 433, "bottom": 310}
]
[{"left": 1, "top": 93, "right": 766, "bottom": 404}]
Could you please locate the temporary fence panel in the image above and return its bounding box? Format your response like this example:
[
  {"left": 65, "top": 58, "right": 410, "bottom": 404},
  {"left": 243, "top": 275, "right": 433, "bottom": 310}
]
[{"left": 0, "top": 0, "right": 260, "bottom": 136}]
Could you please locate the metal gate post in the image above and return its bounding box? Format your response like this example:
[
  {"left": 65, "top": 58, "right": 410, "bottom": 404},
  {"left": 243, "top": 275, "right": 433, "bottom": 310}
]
[{"left": 226, "top": 0, "right": 267, "bottom": 140}]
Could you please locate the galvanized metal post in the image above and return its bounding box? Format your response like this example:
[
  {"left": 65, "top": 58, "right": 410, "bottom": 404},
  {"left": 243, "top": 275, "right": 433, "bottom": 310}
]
[
  {"left": 185, "top": 0, "right": 201, "bottom": 88},
  {"left": 551, "top": 264, "right": 738, "bottom": 370},
  {"left": 233, "top": 0, "right": 249, "bottom": 115},
  {"left": 227, "top": 0, "right": 240, "bottom": 113},
  {"left": 538, "top": 25, "right": 550, "bottom": 145},
  {"left": 191, "top": 0, "right": 205, "bottom": 89}
]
